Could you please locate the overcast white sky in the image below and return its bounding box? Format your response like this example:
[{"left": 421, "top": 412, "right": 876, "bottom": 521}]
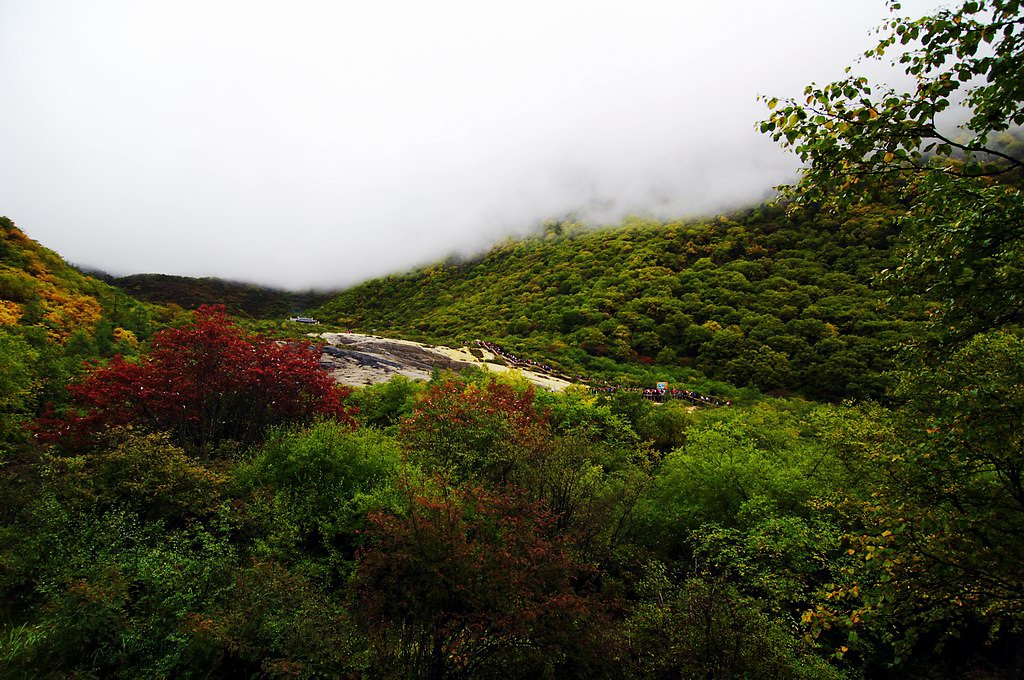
[{"left": 0, "top": 1, "right": 945, "bottom": 289}]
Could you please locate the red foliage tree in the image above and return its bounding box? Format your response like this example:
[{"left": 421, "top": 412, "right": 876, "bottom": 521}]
[
  {"left": 353, "top": 481, "right": 608, "bottom": 679},
  {"left": 37, "top": 306, "right": 354, "bottom": 452}
]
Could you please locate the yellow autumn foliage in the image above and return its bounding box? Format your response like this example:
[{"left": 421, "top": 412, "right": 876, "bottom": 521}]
[
  {"left": 0, "top": 300, "right": 23, "bottom": 326},
  {"left": 25, "top": 252, "right": 50, "bottom": 278},
  {"left": 113, "top": 327, "right": 139, "bottom": 347},
  {"left": 41, "top": 289, "right": 102, "bottom": 342},
  {"left": 0, "top": 218, "right": 143, "bottom": 345}
]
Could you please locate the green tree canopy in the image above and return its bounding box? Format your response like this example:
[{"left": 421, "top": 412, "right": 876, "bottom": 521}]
[{"left": 763, "top": 0, "right": 1024, "bottom": 666}]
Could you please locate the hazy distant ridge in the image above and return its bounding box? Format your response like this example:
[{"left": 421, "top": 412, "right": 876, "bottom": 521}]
[{"left": 108, "top": 273, "right": 336, "bottom": 319}]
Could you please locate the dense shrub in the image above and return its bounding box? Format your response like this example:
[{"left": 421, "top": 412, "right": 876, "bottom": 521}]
[{"left": 36, "top": 306, "right": 355, "bottom": 453}]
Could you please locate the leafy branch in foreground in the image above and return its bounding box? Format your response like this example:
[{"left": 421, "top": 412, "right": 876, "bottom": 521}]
[
  {"left": 760, "top": 0, "right": 1023, "bottom": 206},
  {"left": 762, "top": 0, "right": 1024, "bottom": 667}
]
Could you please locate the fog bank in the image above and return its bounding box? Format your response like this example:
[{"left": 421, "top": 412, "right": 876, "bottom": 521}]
[{"left": 0, "top": 0, "right": 943, "bottom": 289}]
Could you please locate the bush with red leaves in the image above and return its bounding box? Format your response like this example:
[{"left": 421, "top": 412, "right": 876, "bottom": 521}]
[
  {"left": 353, "top": 481, "right": 612, "bottom": 678},
  {"left": 36, "top": 306, "right": 354, "bottom": 452}
]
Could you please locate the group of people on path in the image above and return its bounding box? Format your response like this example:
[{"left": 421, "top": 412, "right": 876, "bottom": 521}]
[
  {"left": 477, "top": 340, "right": 728, "bottom": 407},
  {"left": 591, "top": 385, "right": 729, "bottom": 407}
]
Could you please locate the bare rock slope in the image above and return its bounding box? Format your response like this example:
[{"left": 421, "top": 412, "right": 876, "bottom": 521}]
[{"left": 318, "top": 333, "right": 572, "bottom": 391}]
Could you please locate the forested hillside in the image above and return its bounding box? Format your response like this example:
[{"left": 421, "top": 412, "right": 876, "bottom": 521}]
[
  {"left": 317, "top": 203, "right": 928, "bottom": 399},
  {"left": 0, "top": 217, "right": 155, "bottom": 346},
  {"left": 0, "top": 217, "right": 165, "bottom": 452}
]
